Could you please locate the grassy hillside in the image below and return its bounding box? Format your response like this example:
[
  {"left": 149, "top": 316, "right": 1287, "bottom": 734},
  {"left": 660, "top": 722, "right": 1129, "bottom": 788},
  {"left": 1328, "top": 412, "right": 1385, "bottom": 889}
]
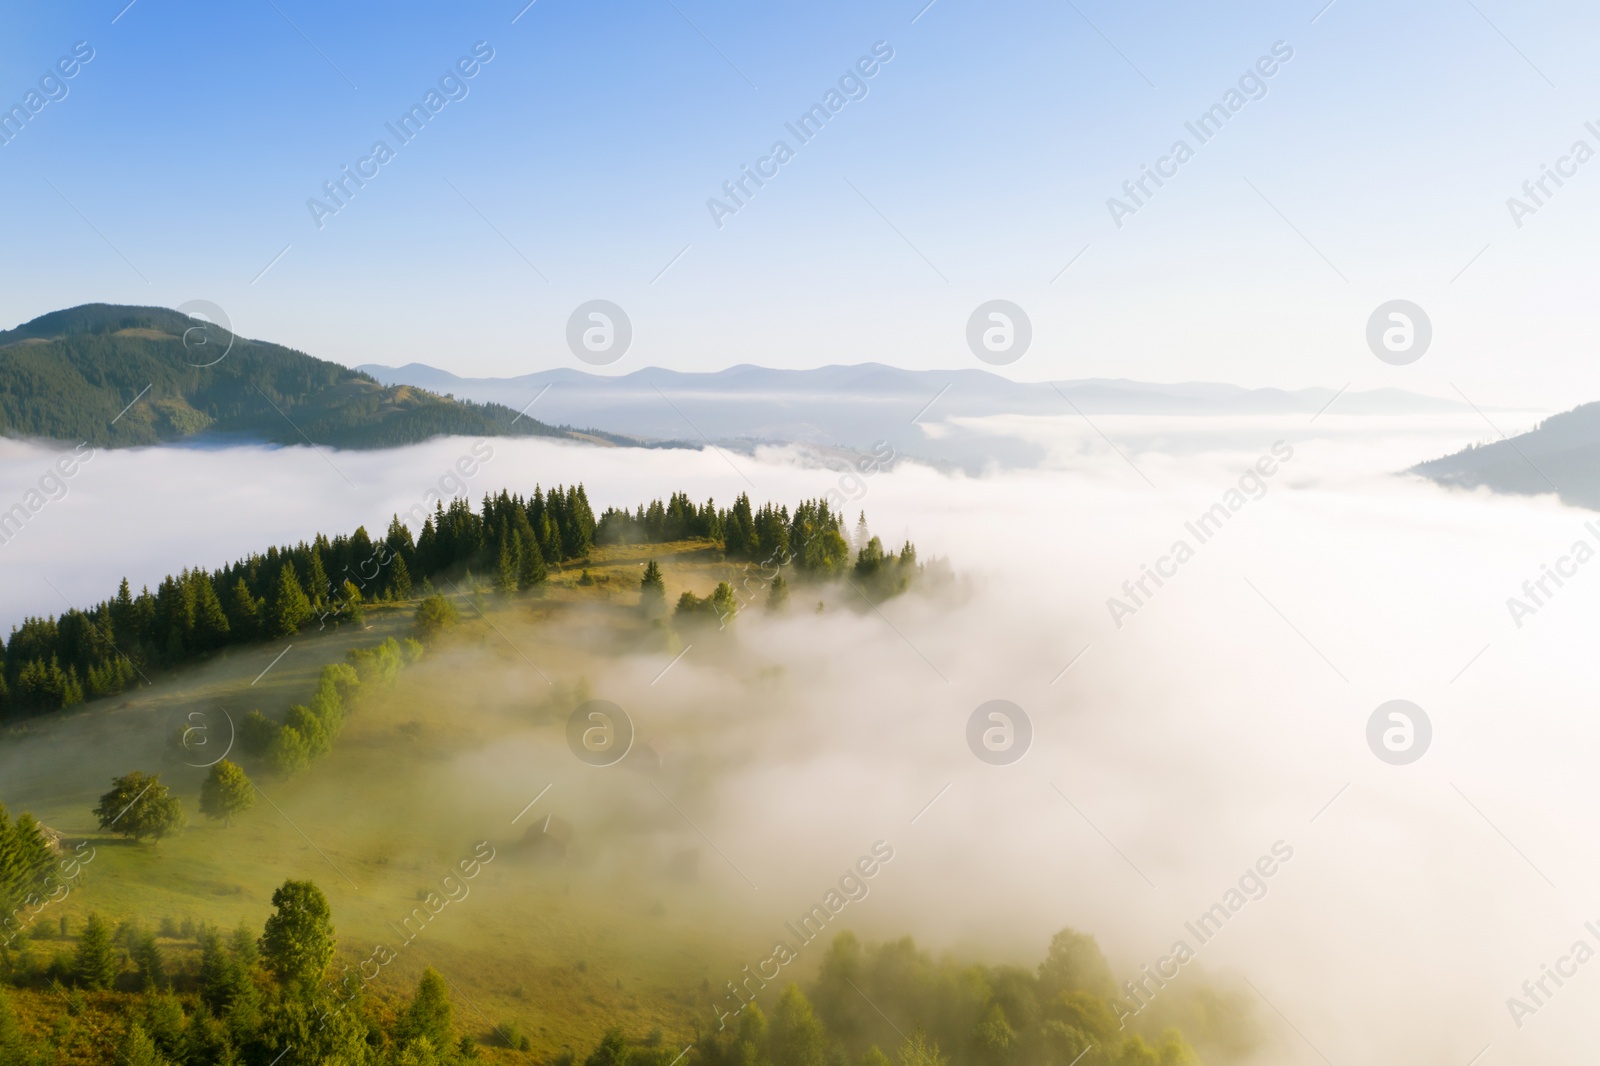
[
  {"left": 0, "top": 304, "right": 593, "bottom": 449},
  {"left": 0, "top": 540, "right": 1250, "bottom": 1066},
  {"left": 0, "top": 541, "right": 778, "bottom": 1060}
]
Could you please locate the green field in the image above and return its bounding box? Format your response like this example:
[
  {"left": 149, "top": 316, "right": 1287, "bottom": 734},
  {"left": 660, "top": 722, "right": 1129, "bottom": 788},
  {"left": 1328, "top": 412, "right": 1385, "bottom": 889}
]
[{"left": 0, "top": 540, "right": 783, "bottom": 1061}]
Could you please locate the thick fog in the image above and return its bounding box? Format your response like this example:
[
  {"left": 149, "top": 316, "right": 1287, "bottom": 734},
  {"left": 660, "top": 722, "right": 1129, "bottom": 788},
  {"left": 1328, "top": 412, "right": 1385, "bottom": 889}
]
[{"left": 4, "top": 411, "right": 1597, "bottom": 1065}]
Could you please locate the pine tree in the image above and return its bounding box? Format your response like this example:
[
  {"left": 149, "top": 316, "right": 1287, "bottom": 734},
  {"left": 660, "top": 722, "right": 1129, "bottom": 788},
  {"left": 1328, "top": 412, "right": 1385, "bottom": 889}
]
[
  {"left": 0, "top": 807, "right": 56, "bottom": 914},
  {"left": 388, "top": 553, "right": 414, "bottom": 600},
  {"left": 584, "top": 1028, "right": 631, "bottom": 1066},
  {"left": 896, "top": 1034, "right": 947, "bottom": 1066},
  {"left": 199, "top": 760, "right": 255, "bottom": 827},
  {"left": 770, "top": 985, "right": 828, "bottom": 1066},
  {"left": 227, "top": 578, "right": 261, "bottom": 641},
  {"left": 495, "top": 530, "right": 518, "bottom": 595},
  {"left": 398, "top": 967, "right": 455, "bottom": 1052},
  {"left": 192, "top": 572, "right": 231, "bottom": 650},
  {"left": 132, "top": 931, "right": 167, "bottom": 990},
  {"left": 306, "top": 549, "right": 331, "bottom": 610},
  {"left": 118, "top": 1024, "right": 163, "bottom": 1066},
  {"left": 197, "top": 927, "right": 235, "bottom": 1013},
  {"left": 640, "top": 560, "right": 666, "bottom": 619},
  {"left": 725, "top": 493, "right": 755, "bottom": 558},
  {"left": 517, "top": 530, "right": 547, "bottom": 589},
  {"left": 854, "top": 537, "right": 886, "bottom": 579},
  {"left": 73, "top": 913, "right": 118, "bottom": 989},
  {"left": 268, "top": 563, "right": 312, "bottom": 638}
]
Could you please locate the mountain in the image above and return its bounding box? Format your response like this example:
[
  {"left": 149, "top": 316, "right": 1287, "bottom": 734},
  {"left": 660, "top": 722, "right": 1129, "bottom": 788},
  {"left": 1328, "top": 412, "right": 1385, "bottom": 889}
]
[
  {"left": 358, "top": 361, "right": 1468, "bottom": 470},
  {"left": 1412, "top": 402, "right": 1600, "bottom": 510},
  {"left": 0, "top": 304, "right": 611, "bottom": 450}
]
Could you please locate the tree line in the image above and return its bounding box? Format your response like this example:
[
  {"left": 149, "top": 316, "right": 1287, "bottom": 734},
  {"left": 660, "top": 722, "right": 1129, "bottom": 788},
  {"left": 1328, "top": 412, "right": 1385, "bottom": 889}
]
[
  {"left": 0, "top": 878, "right": 487, "bottom": 1064},
  {"left": 0, "top": 484, "right": 595, "bottom": 720},
  {"left": 3, "top": 486, "right": 916, "bottom": 722},
  {"left": 0, "top": 879, "right": 1226, "bottom": 1066}
]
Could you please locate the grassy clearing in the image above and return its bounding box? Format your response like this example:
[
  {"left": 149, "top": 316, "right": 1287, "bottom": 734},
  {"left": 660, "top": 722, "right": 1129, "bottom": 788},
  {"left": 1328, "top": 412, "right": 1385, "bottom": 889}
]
[{"left": 0, "top": 539, "right": 782, "bottom": 1060}]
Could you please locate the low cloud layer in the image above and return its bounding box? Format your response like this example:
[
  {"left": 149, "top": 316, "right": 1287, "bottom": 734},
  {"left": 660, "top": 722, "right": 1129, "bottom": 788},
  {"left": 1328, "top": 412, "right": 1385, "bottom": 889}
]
[{"left": 1, "top": 412, "right": 1593, "bottom": 1064}]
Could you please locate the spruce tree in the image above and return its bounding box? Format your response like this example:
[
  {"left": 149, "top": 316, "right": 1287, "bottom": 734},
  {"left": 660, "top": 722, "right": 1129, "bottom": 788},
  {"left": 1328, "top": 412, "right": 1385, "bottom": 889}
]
[
  {"left": 227, "top": 578, "right": 261, "bottom": 641},
  {"left": 73, "top": 913, "right": 118, "bottom": 989},
  {"left": 495, "top": 530, "right": 518, "bottom": 595},
  {"left": 388, "top": 553, "right": 413, "bottom": 600},
  {"left": 306, "top": 549, "right": 331, "bottom": 610},
  {"left": 268, "top": 563, "right": 312, "bottom": 638},
  {"left": 517, "top": 530, "right": 547, "bottom": 589},
  {"left": 192, "top": 572, "right": 231, "bottom": 650},
  {"left": 640, "top": 560, "right": 666, "bottom": 618},
  {"left": 770, "top": 985, "right": 828, "bottom": 1066},
  {"left": 584, "top": 1028, "right": 631, "bottom": 1066},
  {"left": 398, "top": 967, "right": 455, "bottom": 1052},
  {"left": 197, "top": 927, "right": 234, "bottom": 1013},
  {"left": 768, "top": 574, "right": 790, "bottom": 611},
  {"left": 132, "top": 931, "right": 167, "bottom": 990}
]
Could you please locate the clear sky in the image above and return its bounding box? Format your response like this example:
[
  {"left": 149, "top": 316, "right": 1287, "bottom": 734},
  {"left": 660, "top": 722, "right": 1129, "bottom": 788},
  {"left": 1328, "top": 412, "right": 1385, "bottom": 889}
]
[{"left": 0, "top": 0, "right": 1594, "bottom": 407}]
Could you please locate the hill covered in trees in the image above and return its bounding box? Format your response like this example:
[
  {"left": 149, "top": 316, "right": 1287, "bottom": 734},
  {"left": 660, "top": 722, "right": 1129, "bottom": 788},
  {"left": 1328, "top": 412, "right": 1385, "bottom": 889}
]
[
  {"left": 1, "top": 483, "right": 918, "bottom": 721},
  {"left": 1410, "top": 401, "right": 1600, "bottom": 510},
  {"left": 0, "top": 304, "right": 615, "bottom": 449}
]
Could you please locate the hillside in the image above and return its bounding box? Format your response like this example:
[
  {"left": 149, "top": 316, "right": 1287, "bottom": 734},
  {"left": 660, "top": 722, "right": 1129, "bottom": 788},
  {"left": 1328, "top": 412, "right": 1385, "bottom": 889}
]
[
  {"left": 0, "top": 305, "right": 595, "bottom": 450},
  {"left": 1411, "top": 402, "right": 1600, "bottom": 509}
]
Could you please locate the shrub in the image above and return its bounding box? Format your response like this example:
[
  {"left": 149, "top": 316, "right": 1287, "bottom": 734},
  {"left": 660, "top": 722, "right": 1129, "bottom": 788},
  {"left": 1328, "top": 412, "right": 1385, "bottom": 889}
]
[{"left": 412, "top": 595, "right": 459, "bottom": 642}]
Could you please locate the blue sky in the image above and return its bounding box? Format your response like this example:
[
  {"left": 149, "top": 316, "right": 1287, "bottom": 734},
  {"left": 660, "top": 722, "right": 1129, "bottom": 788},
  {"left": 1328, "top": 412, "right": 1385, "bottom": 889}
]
[{"left": 1, "top": 0, "right": 1596, "bottom": 406}]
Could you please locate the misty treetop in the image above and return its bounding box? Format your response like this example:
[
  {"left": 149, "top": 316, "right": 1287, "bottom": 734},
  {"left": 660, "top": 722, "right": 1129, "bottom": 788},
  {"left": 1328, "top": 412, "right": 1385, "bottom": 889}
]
[
  {"left": 699, "top": 928, "right": 1213, "bottom": 1066},
  {"left": 2, "top": 484, "right": 915, "bottom": 721}
]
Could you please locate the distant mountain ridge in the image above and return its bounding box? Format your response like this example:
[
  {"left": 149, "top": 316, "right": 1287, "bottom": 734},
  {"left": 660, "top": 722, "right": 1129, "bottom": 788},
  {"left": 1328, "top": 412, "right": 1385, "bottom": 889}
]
[
  {"left": 360, "top": 361, "right": 1463, "bottom": 416},
  {"left": 358, "top": 360, "right": 1468, "bottom": 470},
  {"left": 0, "top": 304, "right": 607, "bottom": 450}
]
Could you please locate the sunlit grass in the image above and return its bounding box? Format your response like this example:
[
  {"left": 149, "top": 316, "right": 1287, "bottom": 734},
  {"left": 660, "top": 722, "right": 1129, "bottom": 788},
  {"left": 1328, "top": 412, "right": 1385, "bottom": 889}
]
[{"left": 1, "top": 538, "right": 771, "bottom": 1058}]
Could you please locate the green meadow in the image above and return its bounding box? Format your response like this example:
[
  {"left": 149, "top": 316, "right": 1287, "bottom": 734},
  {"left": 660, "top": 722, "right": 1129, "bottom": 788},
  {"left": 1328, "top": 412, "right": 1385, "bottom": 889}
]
[{"left": 1, "top": 540, "right": 775, "bottom": 1061}]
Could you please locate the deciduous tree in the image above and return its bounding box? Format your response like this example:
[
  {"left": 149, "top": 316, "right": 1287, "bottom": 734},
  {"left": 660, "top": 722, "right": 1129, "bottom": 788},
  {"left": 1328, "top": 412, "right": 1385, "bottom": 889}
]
[
  {"left": 93, "top": 771, "right": 186, "bottom": 841},
  {"left": 259, "top": 880, "right": 335, "bottom": 992},
  {"left": 199, "top": 760, "right": 255, "bottom": 827}
]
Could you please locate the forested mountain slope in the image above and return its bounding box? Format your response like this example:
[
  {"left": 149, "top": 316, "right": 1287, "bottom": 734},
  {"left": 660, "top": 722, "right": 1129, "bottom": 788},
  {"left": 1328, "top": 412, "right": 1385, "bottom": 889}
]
[{"left": 0, "top": 304, "right": 590, "bottom": 449}]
